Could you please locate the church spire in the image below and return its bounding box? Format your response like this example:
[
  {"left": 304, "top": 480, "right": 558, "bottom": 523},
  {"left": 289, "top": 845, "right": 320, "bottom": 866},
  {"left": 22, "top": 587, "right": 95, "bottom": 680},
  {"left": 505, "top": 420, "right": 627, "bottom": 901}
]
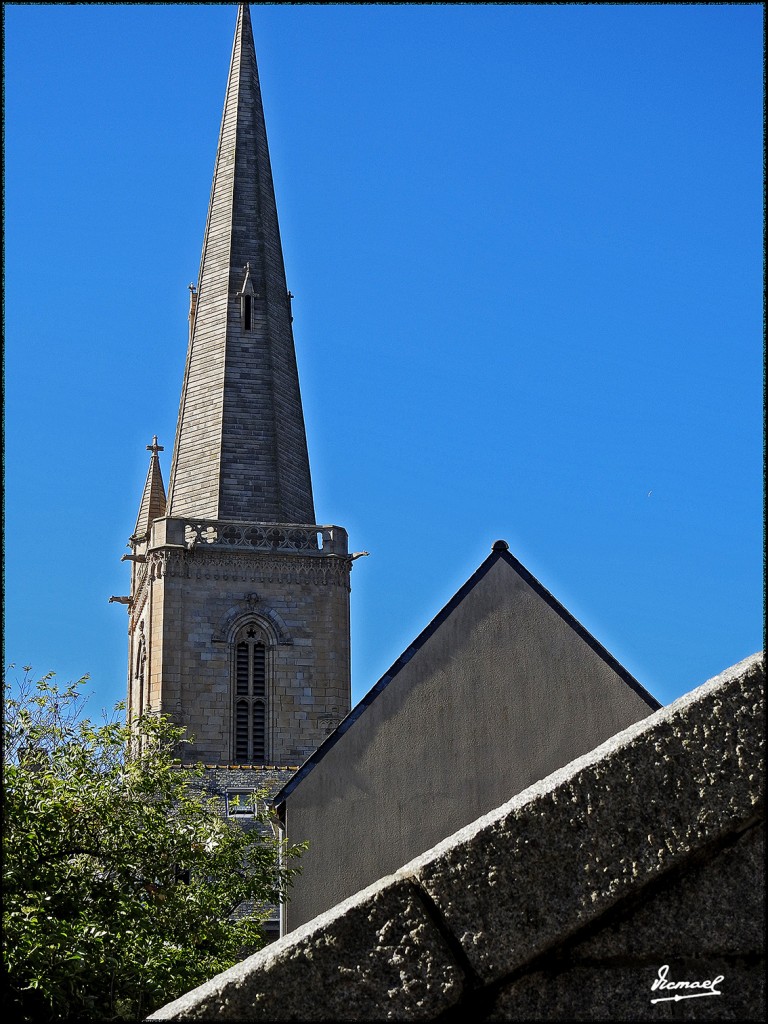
[
  {"left": 166, "top": 2, "right": 315, "bottom": 524},
  {"left": 120, "top": 4, "right": 351, "bottom": 772},
  {"left": 133, "top": 436, "right": 166, "bottom": 538}
]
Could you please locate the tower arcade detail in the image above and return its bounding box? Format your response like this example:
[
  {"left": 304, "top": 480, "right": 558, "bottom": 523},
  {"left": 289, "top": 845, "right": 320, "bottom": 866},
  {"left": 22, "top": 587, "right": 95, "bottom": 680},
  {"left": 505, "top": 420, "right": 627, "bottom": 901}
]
[{"left": 119, "top": 4, "right": 351, "bottom": 765}]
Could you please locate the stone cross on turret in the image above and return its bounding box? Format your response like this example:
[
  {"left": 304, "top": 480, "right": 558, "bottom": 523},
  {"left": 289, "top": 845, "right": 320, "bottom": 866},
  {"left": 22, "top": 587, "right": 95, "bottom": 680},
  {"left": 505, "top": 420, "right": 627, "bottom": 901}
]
[{"left": 132, "top": 436, "right": 167, "bottom": 542}]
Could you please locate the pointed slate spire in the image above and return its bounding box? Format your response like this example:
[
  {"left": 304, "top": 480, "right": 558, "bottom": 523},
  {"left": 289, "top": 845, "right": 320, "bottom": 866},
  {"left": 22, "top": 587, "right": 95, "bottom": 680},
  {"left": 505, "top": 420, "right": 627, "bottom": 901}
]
[
  {"left": 134, "top": 436, "right": 167, "bottom": 538},
  {"left": 166, "top": 3, "right": 315, "bottom": 524}
]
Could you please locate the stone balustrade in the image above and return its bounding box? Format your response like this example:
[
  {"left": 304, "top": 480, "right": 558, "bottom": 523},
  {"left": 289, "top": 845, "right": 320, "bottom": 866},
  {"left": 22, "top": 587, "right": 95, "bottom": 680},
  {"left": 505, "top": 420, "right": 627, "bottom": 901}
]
[{"left": 148, "top": 518, "right": 348, "bottom": 556}]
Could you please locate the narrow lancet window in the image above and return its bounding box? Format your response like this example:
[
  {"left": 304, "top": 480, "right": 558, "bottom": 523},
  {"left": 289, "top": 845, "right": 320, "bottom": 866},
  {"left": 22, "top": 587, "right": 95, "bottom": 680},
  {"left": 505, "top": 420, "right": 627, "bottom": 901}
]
[
  {"left": 135, "top": 634, "right": 147, "bottom": 716},
  {"left": 232, "top": 625, "right": 270, "bottom": 762},
  {"left": 239, "top": 262, "right": 255, "bottom": 333}
]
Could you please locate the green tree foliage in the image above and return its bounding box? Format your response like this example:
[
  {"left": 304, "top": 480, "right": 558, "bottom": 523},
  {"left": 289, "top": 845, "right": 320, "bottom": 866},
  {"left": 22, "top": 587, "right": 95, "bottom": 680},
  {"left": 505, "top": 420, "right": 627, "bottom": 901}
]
[{"left": 3, "top": 669, "right": 303, "bottom": 1022}]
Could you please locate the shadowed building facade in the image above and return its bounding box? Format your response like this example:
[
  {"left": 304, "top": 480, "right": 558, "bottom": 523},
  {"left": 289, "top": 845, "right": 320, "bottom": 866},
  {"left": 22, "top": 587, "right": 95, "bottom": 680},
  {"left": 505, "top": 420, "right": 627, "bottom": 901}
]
[
  {"left": 118, "top": 4, "right": 351, "bottom": 771},
  {"left": 274, "top": 541, "right": 661, "bottom": 933}
]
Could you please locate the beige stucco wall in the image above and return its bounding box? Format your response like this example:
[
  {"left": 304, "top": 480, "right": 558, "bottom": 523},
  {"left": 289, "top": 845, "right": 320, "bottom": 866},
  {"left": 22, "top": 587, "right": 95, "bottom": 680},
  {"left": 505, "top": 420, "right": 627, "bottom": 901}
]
[{"left": 282, "top": 552, "right": 657, "bottom": 931}]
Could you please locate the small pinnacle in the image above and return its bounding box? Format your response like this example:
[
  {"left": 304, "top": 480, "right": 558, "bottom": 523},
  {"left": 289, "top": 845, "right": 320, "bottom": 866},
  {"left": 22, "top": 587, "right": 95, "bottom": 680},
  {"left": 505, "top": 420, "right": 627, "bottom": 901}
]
[{"left": 492, "top": 539, "right": 509, "bottom": 552}]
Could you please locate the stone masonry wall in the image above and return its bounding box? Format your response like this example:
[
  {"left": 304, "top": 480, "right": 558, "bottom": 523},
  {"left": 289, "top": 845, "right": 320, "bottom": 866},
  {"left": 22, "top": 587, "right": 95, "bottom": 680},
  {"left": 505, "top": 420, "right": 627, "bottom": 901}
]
[
  {"left": 480, "top": 821, "right": 764, "bottom": 1021},
  {"left": 148, "top": 652, "right": 764, "bottom": 1022},
  {"left": 132, "top": 543, "right": 350, "bottom": 764}
]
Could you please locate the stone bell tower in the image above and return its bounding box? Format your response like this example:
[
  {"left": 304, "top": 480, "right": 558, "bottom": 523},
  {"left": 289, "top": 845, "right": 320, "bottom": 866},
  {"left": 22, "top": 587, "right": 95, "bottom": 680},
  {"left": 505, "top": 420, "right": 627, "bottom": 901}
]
[{"left": 119, "top": 3, "right": 351, "bottom": 765}]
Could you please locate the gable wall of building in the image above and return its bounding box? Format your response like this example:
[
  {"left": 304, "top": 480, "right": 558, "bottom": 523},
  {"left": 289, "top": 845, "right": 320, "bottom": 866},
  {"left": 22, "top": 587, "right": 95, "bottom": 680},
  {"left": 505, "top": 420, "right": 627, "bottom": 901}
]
[{"left": 281, "top": 554, "right": 657, "bottom": 931}]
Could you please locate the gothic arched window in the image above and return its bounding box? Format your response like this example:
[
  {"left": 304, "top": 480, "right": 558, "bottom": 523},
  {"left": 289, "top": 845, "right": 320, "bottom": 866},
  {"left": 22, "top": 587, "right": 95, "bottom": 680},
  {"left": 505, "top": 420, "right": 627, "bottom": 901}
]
[
  {"left": 233, "top": 624, "right": 270, "bottom": 762},
  {"left": 135, "top": 634, "right": 147, "bottom": 715}
]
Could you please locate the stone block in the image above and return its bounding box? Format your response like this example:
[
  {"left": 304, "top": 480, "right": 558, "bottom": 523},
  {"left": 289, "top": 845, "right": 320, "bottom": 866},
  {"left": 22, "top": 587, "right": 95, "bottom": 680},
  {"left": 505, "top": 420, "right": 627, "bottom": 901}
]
[
  {"left": 482, "top": 957, "right": 764, "bottom": 1022},
  {"left": 571, "top": 824, "right": 764, "bottom": 960},
  {"left": 147, "top": 876, "right": 464, "bottom": 1021},
  {"left": 484, "top": 963, "right": 676, "bottom": 1021}
]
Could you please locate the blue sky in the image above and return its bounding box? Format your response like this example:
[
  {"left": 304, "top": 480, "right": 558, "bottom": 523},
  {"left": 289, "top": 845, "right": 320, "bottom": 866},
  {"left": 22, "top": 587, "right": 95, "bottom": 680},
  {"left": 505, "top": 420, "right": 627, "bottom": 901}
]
[{"left": 4, "top": 2, "right": 763, "bottom": 716}]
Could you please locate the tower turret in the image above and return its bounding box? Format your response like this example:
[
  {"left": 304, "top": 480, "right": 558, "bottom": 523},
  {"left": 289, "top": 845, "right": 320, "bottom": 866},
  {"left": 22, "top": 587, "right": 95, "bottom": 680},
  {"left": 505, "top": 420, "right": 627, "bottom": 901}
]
[{"left": 133, "top": 436, "right": 167, "bottom": 541}]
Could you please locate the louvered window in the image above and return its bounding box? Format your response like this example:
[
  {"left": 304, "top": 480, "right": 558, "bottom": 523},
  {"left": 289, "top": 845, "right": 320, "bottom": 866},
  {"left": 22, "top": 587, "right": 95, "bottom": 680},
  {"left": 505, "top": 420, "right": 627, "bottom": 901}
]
[{"left": 233, "top": 627, "right": 269, "bottom": 762}]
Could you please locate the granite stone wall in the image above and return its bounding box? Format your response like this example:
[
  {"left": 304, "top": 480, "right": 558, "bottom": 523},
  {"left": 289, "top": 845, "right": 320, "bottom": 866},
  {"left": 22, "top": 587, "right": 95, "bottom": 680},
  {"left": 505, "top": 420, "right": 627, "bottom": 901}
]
[
  {"left": 130, "top": 537, "right": 351, "bottom": 765},
  {"left": 148, "top": 652, "right": 764, "bottom": 1022}
]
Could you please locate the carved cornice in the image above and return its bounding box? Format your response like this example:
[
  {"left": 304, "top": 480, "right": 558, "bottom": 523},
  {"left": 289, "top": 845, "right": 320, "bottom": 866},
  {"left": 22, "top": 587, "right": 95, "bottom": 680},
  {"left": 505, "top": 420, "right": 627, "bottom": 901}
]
[{"left": 146, "top": 548, "right": 351, "bottom": 589}]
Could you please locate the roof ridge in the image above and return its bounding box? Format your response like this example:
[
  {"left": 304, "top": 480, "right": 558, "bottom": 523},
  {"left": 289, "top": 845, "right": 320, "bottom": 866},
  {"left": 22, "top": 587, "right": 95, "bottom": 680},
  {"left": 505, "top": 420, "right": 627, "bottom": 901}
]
[{"left": 273, "top": 542, "right": 660, "bottom": 808}]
